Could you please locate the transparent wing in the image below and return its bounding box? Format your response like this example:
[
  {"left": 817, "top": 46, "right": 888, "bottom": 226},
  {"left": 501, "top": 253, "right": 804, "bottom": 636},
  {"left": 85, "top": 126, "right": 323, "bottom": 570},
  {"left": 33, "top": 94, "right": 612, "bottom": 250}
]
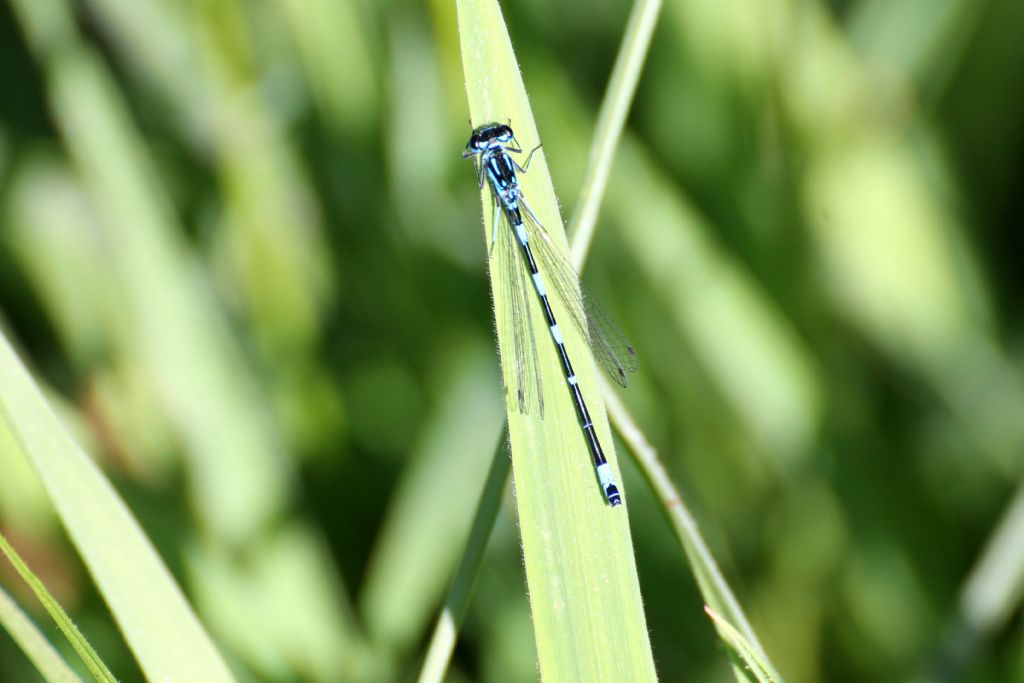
[
  {"left": 519, "top": 198, "right": 638, "bottom": 388},
  {"left": 493, "top": 201, "right": 545, "bottom": 416}
]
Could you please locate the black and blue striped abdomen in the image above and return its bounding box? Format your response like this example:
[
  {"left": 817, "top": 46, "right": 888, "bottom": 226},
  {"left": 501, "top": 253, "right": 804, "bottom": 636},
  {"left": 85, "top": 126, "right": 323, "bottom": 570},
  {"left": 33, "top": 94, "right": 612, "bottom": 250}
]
[{"left": 509, "top": 215, "right": 622, "bottom": 506}]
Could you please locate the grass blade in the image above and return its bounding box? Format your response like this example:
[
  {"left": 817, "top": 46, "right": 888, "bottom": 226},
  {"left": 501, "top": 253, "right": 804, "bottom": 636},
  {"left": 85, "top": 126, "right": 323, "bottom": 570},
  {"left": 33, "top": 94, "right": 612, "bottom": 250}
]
[
  {"left": 10, "top": 0, "right": 290, "bottom": 547},
  {"left": 415, "top": 427, "right": 510, "bottom": 683},
  {"left": 456, "top": 1, "right": 657, "bottom": 679},
  {"left": 0, "top": 330, "right": 236, "bottom": 683},
  {"left": 10, "top": 1, "right": 362, "bottom": 680},
  {"left": 603, "top": 381, "right": 787, "bottom": 682},
  {"left": 0, "top": 534, "right": 115, "bottom": 683},
  {"left": 914, "top": 486, "right": 1024, "bottom": 681},
  {"left": 362, "top": 345, "right": 505, "bottom": 660},
  {"left": 705, "top": 606, "right": 780, "bottom": 683},
  {"left": 0, "top": 583, "right": 84, "bottom": 683},
  {"left": 567, "top": 0, "right": 663, "bottom": 267}
]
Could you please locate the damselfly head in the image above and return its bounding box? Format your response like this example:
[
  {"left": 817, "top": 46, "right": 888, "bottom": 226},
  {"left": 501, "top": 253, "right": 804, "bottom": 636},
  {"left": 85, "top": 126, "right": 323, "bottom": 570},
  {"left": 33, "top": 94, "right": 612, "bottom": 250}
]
[{"left": 466, "top": 122, "right": 515, "bottom": 153}]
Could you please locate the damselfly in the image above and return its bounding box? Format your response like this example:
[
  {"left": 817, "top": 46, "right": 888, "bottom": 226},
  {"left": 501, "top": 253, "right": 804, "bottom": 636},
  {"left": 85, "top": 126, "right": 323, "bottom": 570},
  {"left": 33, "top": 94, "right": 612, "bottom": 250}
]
[{"left": 464, "top": 122, "right": 637, "bottom": 507}]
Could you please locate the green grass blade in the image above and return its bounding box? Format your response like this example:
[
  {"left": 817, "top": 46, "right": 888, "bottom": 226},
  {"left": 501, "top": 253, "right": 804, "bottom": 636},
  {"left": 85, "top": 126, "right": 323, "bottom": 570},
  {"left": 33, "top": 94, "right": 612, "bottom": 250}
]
[
  {"left": 567, "top": 0, "right": 662, "bottom": 268},
  {"left": 603, "top": 381, "right": 787, "bottom": 682},
  {"left": 529, "top": 70, "right": 822, "bottom": 462},
  {"left": 705, "top": 606, "right": 779, "bottom": 683},
  {"left": 362, "top": 345, "right": 504, "bottom": 659},
  {"left": 415, "top": 427, "right": 510, "bottom": 683},
  {"left": 915, "top": 487, "right": 1024, "bottom": 680},
  {"left": 10, "top": 2, "right": 362, "bottom": 680},
  {"left": 186, "top": 522, "right": 367, "bottom": 683},
  {"left": 190, "top": 0, "right": 334, "bottom": 359},
  {"left": 456, "top": 1, "right": 657, "bottom": 680},
  {"left": 0, "top": 534, "right": 115, "bottom": 683},
  {"left": 0, "top": 583, "right": 84, "bottom": 683},
  {"left": 606, "top": 138, "right": 822, "bottom": 460},
  {"left": 960, "top": 487, "right": 1024, "bottom": 638},
  {"left": 51, "top": 46, "right": 289, "bottom": 548},
  {"left": 274, "top": 0, "right": 378, "bottom": 134},
  {"left": 0, "top": 393, "right": 53, "bottom": 536},
  {"left": 0, "top": 330, "right": 237, "bottom": 683},
  {"left": 10, "top": 0, "right": 290, "bottom": 547},
  {"left": 418, "top": 0, "right": 662, "bottom": 676}
]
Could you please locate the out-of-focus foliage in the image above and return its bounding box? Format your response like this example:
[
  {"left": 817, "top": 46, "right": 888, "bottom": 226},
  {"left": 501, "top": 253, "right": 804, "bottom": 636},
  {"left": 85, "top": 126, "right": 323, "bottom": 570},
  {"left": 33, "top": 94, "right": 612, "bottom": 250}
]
[{"left": 0, "top": 0, "right": 1022, "bottom": 680}]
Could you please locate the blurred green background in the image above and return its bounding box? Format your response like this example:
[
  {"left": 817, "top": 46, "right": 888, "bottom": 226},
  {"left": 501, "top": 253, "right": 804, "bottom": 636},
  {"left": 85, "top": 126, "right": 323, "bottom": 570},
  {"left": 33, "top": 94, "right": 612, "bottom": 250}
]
[{"left": 1, "top": 0, "right": 1024, "bottom": 681}]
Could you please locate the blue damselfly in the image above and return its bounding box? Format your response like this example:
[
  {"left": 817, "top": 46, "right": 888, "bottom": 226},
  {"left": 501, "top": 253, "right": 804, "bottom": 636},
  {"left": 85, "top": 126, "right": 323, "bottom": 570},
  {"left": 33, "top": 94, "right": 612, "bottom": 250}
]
[{"left": 464, "top": 122, "right": 637, "bottom": 507}]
